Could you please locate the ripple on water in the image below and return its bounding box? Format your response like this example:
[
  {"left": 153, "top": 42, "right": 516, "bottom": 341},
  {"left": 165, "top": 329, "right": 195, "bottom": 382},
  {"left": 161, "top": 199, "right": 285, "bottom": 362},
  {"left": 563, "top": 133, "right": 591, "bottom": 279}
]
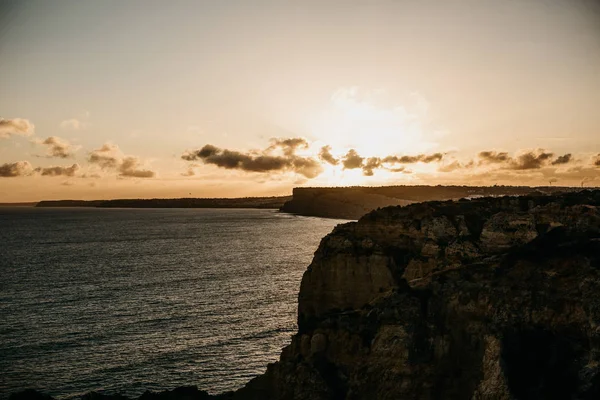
[{"left": 0, "top": 208, "right": 345, "bottom": 399}]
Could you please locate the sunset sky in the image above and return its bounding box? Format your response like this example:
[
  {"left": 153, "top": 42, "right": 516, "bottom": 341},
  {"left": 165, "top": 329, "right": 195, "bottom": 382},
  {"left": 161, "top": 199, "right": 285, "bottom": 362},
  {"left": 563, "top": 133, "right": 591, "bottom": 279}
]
[{"left": 1, "top": 0, "right": 599, "bottom": 202}]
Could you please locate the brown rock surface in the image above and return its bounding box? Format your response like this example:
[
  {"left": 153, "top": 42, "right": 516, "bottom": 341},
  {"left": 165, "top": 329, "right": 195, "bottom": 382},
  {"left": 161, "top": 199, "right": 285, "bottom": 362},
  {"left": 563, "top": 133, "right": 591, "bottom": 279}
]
[{"left": 235, "top": 190, "right": 600, "bottom": 399}]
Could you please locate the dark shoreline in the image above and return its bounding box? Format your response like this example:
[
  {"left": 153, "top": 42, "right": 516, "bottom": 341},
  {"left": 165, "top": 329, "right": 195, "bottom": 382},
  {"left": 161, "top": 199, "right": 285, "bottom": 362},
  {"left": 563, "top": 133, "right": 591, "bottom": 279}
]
[{"left": 35, "top": 196, "right": 291, "bottom": 209}]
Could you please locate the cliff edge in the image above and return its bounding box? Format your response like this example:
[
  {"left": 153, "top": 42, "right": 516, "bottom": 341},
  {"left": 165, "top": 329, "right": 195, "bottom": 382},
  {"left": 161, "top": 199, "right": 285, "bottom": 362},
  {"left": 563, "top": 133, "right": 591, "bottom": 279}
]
[
  {"left": 236, "top": 189, "right": 600, "bottom": 399},
  {"left": 12, "top": 190, "right": 600, "bottom": 400},
  {"left": 279, "top": 186, "right": 578, "bottom": 220}
]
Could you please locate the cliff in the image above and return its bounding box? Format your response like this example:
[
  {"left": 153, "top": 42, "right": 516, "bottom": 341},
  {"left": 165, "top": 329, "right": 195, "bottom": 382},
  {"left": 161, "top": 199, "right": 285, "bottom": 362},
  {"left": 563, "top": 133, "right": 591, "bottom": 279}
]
[
  {"left": 279, "top": 185, "right": 579, "bottom": 220},
  {"left": 12, "top": 190, "right": 600, "bottom": 400},
  {"left": 235, "top": 189, "right": 600, "bottom": 399}
]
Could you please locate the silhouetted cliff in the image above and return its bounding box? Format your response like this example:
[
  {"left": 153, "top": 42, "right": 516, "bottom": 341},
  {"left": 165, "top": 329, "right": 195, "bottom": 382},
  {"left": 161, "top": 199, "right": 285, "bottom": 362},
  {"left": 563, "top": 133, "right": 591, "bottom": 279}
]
[
  {"left": 280, "top": 185, "right": 579, "bottom": 219},
  {"left": 13, "top": 190, "right": 600, "bottom": 400}
]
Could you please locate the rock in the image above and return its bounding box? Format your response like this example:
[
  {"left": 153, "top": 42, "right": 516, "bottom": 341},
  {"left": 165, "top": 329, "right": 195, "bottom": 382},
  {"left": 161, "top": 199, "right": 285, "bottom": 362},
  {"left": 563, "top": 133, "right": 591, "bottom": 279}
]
[
  {"left": 247, "top": 189, "right": 600, "bottom": 399},
  {"left": 310, "top": 333, "right": 327, "bottom": 355},
  {"left": 9, "top": 390, "right": 55, "bottom": 400},
  {"left": 479, "top": 212, "right": 538, "bottom": 252}
]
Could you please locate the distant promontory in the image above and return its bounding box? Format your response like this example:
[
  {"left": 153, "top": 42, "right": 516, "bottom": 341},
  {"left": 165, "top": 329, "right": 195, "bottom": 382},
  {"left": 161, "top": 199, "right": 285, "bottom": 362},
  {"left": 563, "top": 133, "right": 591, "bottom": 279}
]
[{"left": 279, "top": 185, "right": 583, "bottom": 219}]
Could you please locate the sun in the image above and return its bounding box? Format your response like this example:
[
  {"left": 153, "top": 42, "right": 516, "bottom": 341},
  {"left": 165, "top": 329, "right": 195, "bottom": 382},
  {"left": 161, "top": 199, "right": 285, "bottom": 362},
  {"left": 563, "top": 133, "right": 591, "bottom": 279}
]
[{"left": 307, "top": 87, "right": 437, "bottom": 157}]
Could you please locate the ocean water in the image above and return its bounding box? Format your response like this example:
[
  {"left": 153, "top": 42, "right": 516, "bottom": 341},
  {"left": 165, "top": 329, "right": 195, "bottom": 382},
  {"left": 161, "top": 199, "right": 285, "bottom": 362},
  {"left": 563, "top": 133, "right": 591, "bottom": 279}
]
[{"left": 0, "top": 208, "right": 345, "bottom": 399}]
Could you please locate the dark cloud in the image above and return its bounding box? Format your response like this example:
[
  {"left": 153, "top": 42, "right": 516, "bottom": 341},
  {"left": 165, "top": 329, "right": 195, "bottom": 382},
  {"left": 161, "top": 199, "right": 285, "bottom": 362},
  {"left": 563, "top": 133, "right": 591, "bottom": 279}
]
[
  {"left": 478, "top": 149, "right": 554, "bottom": 170},
  {"left": 119, "top": 157, "right": 155, "bottom": 178},
  {"left": 382, "top": 153, "right": 444, "bottom": 164},
  {"left": 551, "top": 154, "right": 572, "bottom": 165},
  {"left": 509, "top": 150, "right": 554, "bottom": 170},
  {"left": 478, "top": 151, "right": 510, "bottom": 164},
  {"left": 341, "top": 149, "right": 364, "bottom": 170},
  {"left": 318, "top": 145, "right": 339, "bottom": 165},
  {"left": 290, "top": 157, "right": 322, "bottom": 179},
  {"left": 362, "top": 157, "right": 382, "bottom": 176},
  {"left": 0, "top": 118, "right": 34, "bottom": 139},
  {"left": 182, "top": 142, "right": 322, "bottom": 178},
  {"left": 0, "top": 161, "right": 33, "bottom": 177},
  {"left": 80, "top": 173, "right": 101, "bottom": 179},
  {"left": 183, "top": 139, "right": 591, "bottom": 181},
  {"left": 88, "top": 143, "right": 155, "bottom": 178},
  {"left": 41, "top": 136, "right": 77, "bottom": 158},
  {"left": 267, "top": 137, "right": 309, "bottom": 156},
  {"left": 594, "top": 154, "right": 600, "bottom": 167},
  {"left": 341, "top": 149, "right": 443, "bottom": 176},
  {"left": 89, "top": 143, "right": 120, "bottom": 169},
  {"left": 35, "top": 164, "right": 80, "bottom": 177}
]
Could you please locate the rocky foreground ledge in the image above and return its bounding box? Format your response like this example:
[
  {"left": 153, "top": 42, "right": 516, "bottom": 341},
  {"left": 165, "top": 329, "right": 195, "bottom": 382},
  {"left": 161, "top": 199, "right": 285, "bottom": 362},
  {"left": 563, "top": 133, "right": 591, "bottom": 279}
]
[{"left": 13, "top": 190, "right": 600, "bottom": 400}]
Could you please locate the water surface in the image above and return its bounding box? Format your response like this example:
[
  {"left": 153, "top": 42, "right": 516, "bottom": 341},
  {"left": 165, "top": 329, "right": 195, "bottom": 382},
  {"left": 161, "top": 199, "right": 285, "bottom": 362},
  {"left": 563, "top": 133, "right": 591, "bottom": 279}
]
[{"left": 0, "top": 208, "right": 345, "bottom": 399}]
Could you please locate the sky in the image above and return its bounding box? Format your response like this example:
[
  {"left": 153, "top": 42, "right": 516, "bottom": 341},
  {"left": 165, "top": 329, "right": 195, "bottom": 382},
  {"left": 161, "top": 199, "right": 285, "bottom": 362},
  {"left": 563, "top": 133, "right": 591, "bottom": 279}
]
[{"left": 0, "top": 0, "right": 599, "bottom": 202}]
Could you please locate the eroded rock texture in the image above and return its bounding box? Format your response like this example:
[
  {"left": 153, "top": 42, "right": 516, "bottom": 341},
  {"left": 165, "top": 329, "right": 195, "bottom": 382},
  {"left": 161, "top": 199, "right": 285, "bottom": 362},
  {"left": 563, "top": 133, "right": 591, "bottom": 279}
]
[{"left": 234, "top": 190, "right": 600, "bottom": 400}]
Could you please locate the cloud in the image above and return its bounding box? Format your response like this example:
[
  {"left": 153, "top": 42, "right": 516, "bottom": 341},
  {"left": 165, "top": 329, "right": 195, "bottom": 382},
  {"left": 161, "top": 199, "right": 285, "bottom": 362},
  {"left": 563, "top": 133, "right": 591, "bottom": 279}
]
[
  {"left": 509, "top": 150, "right": 554, "bottom": 170},
  {"left": 183, "top": 139, "right": 595, "bottom": 182},
  {"left": 39, "top": 136, "right": 78, "bottom": 158},
  {"left": 478, "top": 151, "right": 511, "bottom": 164},
  {"left": 182, "top": 140, "right": 323, "bottom": 178},
  {"left": 341, "top": 148, "right": 444, "bottom": 175},
  {"left": 118, "top": 157, "right": 155, "bottom": 178},
  {"left": 0, "top": 118, "right": 34, "bottom": 139},
  {"left": 478, "top": 149, "right": 555, "bottom": 170},
  {"left": 382, "top": 153, "right": 444, "bottom": 164},
  {"left": 318, "top": 145, "right": 339, "bottom": 165},
  {"left": 362, "top": 157, "right": 381, "bottom": 176},
  {"left": 341, "top": 149, "right": 364, "bottom": 170},
  {"left": 88, "top": 143, "right": 156, "bottom": 178},
  {"left": 0, "top": 161, "right": 33, "bottom": 177},
  {"left": 89, "top": 143, "right": 120, "bottom": 169},
  {"left": 289, "top": 157, "right": 322, "bottom": 179},
  {"left": 80, "top": 173, "right": 101, "bottom": 179},
  {"left": 551, "top": 154, "right": 572, "bottom": 165},
  {"left": 34, "top": 163, "right": 80, "bottom": 177},
  {"left": 267, "top": 137, "right": 309, "bottom": 156},
  {"left": 60, "top": 119, "right": 82, "bottom": 130},
  {"left": 438, "top": 160, "right": 468, "bottom": 172},
  {"left": 389, "top": 166, "right": 410, "bottom": 173}
]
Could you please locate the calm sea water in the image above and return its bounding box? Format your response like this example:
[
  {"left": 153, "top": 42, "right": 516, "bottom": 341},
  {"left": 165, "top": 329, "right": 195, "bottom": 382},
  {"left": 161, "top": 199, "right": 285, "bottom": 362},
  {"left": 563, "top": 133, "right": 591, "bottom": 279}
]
[{"left": 0, "top": 208, "right": 345, "bottom": 399}]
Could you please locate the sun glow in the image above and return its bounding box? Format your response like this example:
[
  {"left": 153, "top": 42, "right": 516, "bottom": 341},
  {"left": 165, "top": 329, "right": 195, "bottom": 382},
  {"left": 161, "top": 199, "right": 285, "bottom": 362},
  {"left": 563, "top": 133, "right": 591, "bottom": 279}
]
[
  {"left": 308, "top": 87, "right": 439, "bottom": 157},
  {"left": 308, "top": 156, "right": 419, "bottom": 187}
]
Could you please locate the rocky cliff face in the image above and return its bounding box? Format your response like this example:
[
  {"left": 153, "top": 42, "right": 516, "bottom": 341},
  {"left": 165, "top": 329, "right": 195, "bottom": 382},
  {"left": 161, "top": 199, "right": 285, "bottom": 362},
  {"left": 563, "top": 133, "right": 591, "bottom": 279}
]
[
  {"left": 14, "top": 190, "right": 600, "bottom": 400},
  {"left": 233, "top": 190, "right": 600, "bottom": 400}
]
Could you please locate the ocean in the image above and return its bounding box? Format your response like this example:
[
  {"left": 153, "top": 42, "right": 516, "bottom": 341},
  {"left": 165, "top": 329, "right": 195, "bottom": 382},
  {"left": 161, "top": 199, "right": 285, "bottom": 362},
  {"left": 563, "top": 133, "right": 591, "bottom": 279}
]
[{"left": 0, "top": 207, "right": 346, "bottom": 399}]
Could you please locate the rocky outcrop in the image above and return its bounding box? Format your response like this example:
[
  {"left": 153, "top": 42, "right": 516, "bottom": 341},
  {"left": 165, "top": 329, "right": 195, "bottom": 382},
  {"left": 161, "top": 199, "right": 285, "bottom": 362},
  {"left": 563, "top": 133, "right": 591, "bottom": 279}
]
[
  {"left": 280, "top": 187, "right": 413, "bottom": 219},
  {"left": 14, "top": 190, "right": 600, "bottom": 400},
  {"left": 236, "top": 189, "right": 600, "bottom": 399},
  {"left": 280, "top": 186, "right": 579, "bottom": 220}
]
